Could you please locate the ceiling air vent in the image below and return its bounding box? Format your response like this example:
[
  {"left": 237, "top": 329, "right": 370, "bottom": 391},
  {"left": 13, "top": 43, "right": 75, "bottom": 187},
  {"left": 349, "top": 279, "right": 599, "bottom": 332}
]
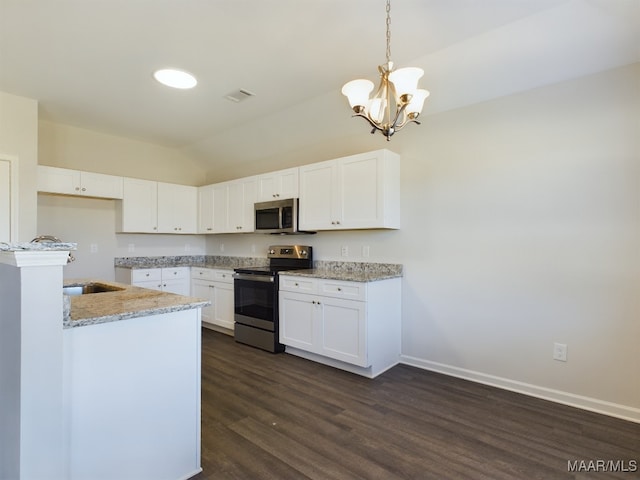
[{"left": 224, "top": 89, "right": 255, "bottom": 103}]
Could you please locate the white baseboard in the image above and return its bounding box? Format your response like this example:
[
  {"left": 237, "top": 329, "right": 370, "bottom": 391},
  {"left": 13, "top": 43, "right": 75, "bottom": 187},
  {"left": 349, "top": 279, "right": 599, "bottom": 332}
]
[{"left": 400, "top": 355, "right": 640, "bottom": 424}]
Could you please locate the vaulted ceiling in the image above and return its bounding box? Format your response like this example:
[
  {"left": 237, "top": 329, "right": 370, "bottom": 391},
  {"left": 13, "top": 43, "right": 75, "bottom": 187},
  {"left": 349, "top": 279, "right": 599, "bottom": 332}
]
[{"left": 1, "top": 0, "right": 638, "bottom": 177}]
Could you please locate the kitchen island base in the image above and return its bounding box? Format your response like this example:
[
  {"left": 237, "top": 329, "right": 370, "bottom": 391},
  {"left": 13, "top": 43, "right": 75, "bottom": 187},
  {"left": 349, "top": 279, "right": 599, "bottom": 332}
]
[{"left": 63, "top": 308, "right": 202, "bottom": 480}]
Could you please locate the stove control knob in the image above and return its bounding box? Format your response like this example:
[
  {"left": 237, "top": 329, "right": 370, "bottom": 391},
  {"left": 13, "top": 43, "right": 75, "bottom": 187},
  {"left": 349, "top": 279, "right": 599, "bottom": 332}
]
[
  {"left": 300, "top": 250, "right": 307, "bottom": 256},
  {"left": 269, "top": 249, "right": 275, "bottom": 255}
]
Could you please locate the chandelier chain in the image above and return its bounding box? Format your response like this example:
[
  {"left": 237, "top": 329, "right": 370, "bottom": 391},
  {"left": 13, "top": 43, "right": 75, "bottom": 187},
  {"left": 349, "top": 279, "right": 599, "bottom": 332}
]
[{"left": 385, "top": 0, "right": 391, "bottom": 64}]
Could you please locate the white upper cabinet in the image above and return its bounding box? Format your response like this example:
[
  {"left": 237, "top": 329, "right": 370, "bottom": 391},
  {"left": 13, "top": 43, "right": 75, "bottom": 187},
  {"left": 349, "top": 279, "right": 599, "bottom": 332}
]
[
  {"left": 210, "top": 177, "right": 256, "bottom": 233},
  {"left": 157, "top": 182, "right": 197, "bottom": 234},
  {"left": 228, "top": 177, "right": 256, "bottom": 233},
  {"left": 117, "top": 178, "right": 197, "bottom": 234},
  {"left": 197, "top": 184, "right": 215, "bottom": 233},
  {"left": 298, "top": 149, "right": 400, "bottom": 231},
  {"left": 38, "top": 165, "right": 124, "bottom": 199},
  {"left": 117, "top": 178, "right": 158, "bottom": 233},
  {"left": 256, "top": 167, "right": 299, "bottom": 202}
]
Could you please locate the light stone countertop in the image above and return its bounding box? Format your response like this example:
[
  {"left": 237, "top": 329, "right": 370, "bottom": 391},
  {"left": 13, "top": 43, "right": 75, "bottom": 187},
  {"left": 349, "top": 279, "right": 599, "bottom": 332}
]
[
  {"left": 0, "top": 242, "right": 77, "bottom": 251},
  {"left": 114, "top": 256, "right": 403, "bottom": 282},
  {"left": 63, "top": 279, "right": 209, "bottom": 329},
  {"left": 114, "top": 255, "right": 268, "bottom": 270},
  {"left": 279, "top": 261, "right": 403, "bottom": 283}
]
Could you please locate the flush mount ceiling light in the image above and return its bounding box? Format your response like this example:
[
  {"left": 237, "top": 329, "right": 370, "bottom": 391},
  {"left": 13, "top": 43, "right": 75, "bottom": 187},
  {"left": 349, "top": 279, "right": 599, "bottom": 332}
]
[
  {"left": 341, "top": 0, "right": 429, "bottom": 141},
  {"left": 153, "top": 68, "right": 197, "bottom": 89}
]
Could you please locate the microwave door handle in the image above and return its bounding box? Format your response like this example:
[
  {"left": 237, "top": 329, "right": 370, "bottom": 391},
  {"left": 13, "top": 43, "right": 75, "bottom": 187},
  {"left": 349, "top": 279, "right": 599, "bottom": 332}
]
[{"left": 278, "top": 206, "right": 283, "bottom": 229}]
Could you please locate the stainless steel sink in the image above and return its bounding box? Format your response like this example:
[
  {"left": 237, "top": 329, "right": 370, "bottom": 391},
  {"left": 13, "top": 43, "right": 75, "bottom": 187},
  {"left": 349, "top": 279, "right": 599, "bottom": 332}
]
[{"left": 63, "top": 283, "right": 125, "bottom": 296}]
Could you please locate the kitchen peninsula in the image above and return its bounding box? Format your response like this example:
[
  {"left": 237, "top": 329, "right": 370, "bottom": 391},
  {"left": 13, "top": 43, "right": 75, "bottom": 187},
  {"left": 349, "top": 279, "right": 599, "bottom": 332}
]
[{"left": 0, "top": 244, "right": 208, "bottom": 480}]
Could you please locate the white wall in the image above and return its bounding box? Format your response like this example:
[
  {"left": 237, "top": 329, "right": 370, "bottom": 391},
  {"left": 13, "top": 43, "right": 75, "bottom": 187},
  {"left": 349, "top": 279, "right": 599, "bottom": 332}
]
[
  {"left": 33, "top": 63, "right": 639, "bottom": 420},
  {"left": 39, "top": 120, "right": 206, "bottom": 185},
  {"left": 37, "top": 194, "right": 206, "bottom": 280},
  {"left": 37, "top": 121, "right": 208, "bottom": 280},
  {"left": 0, "top": 92, "right": 38, "bottom": 241},
  {"left": 206, "top": 63, "right": 640, "bottom": 420}
]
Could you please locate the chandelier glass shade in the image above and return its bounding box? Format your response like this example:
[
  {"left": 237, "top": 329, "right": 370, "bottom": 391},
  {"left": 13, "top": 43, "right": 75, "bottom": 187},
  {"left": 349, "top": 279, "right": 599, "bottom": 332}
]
[{"left": 341, "top": 0, "right": 429, "bottom": 141}]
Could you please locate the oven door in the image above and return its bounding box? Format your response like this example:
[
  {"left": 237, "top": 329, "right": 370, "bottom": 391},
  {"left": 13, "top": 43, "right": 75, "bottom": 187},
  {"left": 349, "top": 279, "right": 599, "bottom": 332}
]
[{"left": 233, "top": 273, "right": 276, "bottom": 331}]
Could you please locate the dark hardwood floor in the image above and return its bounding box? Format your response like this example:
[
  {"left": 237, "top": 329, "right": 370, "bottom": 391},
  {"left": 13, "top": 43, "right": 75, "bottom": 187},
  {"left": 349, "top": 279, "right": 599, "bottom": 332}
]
[{"left": 193, "top": 329, "right": 639, "bottom": 480}]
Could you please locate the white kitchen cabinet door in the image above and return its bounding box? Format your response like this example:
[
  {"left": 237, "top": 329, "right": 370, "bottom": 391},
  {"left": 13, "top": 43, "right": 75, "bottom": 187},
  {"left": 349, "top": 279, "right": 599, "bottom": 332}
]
[
  {"left": 38, "top": 166, "right": 123, "bottom": 199},
  {"left": 38, "top": 165, "right": 81, "bottom": 195},
  {"left": 191, "top": 272, "right": 234, "bottom": 331},
  {"left": 256, "top": 167, "right": 299, "bottom": 202},
  {"left": 279, "top": 290, "right": 317, "bottom": 351},
  {"left": 157, "top": 182, "right": 197, "bottom": 234},
  {"left": 227, "top": 177, "right": 256, "bottom": 233},
  {"left": 298, "top": 149, "right": 400, "bottom": 231},
  {"left": 211, "top": 282, "right": 234, "bottom": 330},
  {"left": 118, "top": 178, "right": 158, "bottom": 233},
  {"left": 318, "top": 296, "right": 367, "bottom": 367},
  {"left": 80, "top": 171, "right": 124, "bottom": 199},
  {"left": 339, "top": 152, "right": 387, "bottom": 229},
  {"left": 197, "top": 184, "right": 215, "bottom": 233},
  {"left": 212, "top": 177, "right": 256, "bottom": 233},
  {"left": 191, "top": 279, "right": 215, "bottom": 325},
  {"left": 160, "top": 267, "right": 191, "bottom": 295},
  {"left": 212, "top": 182, "right": 229, "bottom": 233},
  {"left": 298, "top": 159, "right": 338, "bottom": 231}
]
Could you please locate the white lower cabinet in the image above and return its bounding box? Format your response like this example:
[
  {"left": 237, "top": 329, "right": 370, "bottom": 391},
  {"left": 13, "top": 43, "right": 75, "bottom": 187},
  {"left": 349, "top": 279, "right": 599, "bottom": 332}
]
[
  {"left": 115, "top": 267, "right": 191, "bottom": 296},
  {"left": 191, "top": 268, "right": 235, "bottom": 332},
  {"left": 279, "top": 275, "right": 401, "bottom": 378}
]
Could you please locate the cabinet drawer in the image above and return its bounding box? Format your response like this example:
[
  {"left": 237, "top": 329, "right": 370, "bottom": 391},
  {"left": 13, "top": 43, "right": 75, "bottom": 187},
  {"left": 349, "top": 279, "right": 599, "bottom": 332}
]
[
  {"left": 279, "top": 275, "right": 318, "bottom": 293},
  {"left": 163, "top": 267, "right": 189, "bottom": 280},
  {"left": 319, "top": 280, "right": 366, "bottom": 301},
  {"left": 191, "top": 267, "right": 215, "bottom": 281},
  {"left": 191, "top": 268, "right": 233, "bottom": 283},
  {"left": 132, "top": 268, "right": 162, "bottom": 283},
  {"left": 212, "top": 269, "right": 233, "bottom": 283}
]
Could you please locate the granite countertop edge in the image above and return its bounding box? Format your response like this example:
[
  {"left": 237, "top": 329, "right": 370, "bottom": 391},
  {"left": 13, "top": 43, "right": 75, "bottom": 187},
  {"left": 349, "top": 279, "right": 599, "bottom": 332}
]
[
  {"left": 63, "top": 279, "right": 210, "bottom": 329},
  {"left": 64, "top": 301, "right": 210, "bottom": 329},
  {"left": 278, "top": 269, "right": 402, "bottom": 283},
  {"left": 1, "top": 242, "right": 78, "bottom": 251},
  {"left": 114, "top": 255, "right": 267, "bottom": 270},
  {"left": 114, "top": 256, "right": 403, "bottom": 282}
]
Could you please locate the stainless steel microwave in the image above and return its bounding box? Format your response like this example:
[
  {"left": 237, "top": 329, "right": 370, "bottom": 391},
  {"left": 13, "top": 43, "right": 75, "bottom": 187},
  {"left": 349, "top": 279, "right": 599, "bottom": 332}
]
[{"left": 254, "top": 198, "right": 299, "bottom": 234}]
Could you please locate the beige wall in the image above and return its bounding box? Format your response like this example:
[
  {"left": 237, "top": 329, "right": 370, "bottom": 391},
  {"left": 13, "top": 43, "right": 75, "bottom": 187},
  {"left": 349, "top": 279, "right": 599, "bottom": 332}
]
[
  {"left": 36, "top": 120, "right": 209, "bottom": 278},
  {"left": 206, "top": 63, "right": 640, "bottom": 419},
  {"left": 38, "top": 121, "right": 206, "bottom": 185},
  {"left": 0, "top": 92, "right": 38, "bottom": 241},
  {"left": 30, "top": 63, "right": 640, "bottom": 420}
]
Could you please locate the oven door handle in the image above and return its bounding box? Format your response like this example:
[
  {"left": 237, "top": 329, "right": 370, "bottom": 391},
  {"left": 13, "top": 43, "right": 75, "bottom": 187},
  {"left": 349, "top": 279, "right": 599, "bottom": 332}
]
[{"left": 233, "top": 273, "right": 275, "bottom": 283}]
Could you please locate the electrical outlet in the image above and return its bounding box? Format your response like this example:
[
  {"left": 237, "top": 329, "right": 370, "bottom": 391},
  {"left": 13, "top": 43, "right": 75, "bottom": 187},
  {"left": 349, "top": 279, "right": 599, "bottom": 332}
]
[
  {"left": 185, "top": 243, "right": 191, "bottom": 252},
  {"left": 220, "top": 243, "right": 225, "bottom": 252},
  {"left": 553, "top": 343, "right": 568, "bottom": 362},
  {"left": 90, "top": 243, "right": 98, "bottom": 253},
  {"left": 128, "top": 243, "right": 135, "bottom": 253},
  {"left": 362, "top": 245, "right": 370, "bottom": 258},
  {"left": 341, "top": 245, "right": 349, "bottom": 257}
]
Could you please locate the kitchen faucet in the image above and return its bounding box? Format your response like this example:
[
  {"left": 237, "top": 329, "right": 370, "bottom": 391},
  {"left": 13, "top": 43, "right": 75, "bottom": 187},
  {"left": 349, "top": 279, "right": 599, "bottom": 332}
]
[{"left": 31, "top": 235, "right": 76, "bottom": 263}]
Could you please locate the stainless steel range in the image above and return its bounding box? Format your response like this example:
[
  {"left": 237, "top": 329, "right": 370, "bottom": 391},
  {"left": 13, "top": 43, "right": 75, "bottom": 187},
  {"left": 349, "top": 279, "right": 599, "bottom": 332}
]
[{"left": 232, "top": 245, "right": 313, "bottom": 352}]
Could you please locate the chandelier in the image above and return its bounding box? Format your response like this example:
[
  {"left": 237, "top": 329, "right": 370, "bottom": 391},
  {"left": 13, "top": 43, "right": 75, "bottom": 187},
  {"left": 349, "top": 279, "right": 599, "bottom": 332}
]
[{"left": 341, "top": 0, "right": 429, "bottom": 141}]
